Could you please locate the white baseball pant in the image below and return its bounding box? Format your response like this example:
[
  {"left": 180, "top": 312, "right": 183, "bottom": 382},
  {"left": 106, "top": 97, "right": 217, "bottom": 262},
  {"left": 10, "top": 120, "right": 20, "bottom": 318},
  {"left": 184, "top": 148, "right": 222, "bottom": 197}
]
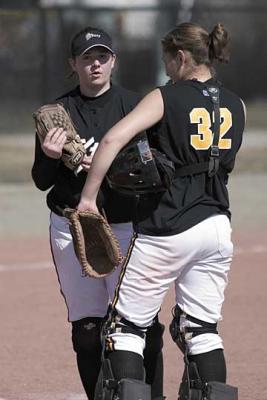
[{"left": 109, "top": 214, "right": 233, "bottom": 356}]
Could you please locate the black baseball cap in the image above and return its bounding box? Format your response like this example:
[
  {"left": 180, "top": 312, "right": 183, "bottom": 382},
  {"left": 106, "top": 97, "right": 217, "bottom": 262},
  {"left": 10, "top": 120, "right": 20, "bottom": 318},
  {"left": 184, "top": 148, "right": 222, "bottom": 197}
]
[{"left": 71, "top": 27, "right": 114, "bottom": 57}]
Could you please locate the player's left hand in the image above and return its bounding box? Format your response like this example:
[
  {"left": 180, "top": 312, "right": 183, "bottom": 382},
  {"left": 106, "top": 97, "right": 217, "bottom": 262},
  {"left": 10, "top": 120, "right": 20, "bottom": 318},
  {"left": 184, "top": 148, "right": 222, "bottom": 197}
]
[{"left": 81, "top": 154, "right": 93, "bottom": 172}]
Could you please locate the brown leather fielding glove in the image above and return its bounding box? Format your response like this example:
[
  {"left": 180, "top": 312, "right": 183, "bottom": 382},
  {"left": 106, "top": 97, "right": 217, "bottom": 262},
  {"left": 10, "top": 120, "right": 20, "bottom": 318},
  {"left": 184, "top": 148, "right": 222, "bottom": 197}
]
[
  {"left": 33, "top": 103, "right": 86, "bottom": 170},
  {"left": 64, "top": 209, "right": 124, "bottom": 278}
]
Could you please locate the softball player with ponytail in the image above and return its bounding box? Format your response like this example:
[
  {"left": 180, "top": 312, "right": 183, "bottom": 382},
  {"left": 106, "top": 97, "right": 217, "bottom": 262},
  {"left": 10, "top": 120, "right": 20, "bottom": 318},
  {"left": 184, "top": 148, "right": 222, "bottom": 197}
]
[{"left": 78, "top": 22, "right": 245, "bottom": 399}]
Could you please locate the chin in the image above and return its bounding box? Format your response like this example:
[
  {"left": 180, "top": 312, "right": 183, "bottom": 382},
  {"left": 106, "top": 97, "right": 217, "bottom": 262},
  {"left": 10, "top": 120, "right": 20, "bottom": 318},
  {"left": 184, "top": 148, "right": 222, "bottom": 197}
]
[
  {"left": 88, "top": 81, "right": 105, "bottom": 89},
  {"left": 90, "top": 78, "right": 103, "bottom": 85}
]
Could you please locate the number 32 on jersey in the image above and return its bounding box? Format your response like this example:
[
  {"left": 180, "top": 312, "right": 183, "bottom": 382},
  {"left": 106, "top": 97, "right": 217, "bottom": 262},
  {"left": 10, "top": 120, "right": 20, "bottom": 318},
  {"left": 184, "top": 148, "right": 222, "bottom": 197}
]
[{"left": 190, "top": 107, "right": 232, "bottom": 150}]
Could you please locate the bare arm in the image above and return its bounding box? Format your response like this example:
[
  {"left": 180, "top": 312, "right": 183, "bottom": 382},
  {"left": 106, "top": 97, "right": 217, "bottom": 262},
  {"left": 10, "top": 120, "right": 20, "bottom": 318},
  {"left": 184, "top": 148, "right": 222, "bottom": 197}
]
[
  {"left": 240, "top": 98, "right": 247, "bottom": 123},
  {"left": 78, "top": 88, "right": 164, "bottom": 212}
]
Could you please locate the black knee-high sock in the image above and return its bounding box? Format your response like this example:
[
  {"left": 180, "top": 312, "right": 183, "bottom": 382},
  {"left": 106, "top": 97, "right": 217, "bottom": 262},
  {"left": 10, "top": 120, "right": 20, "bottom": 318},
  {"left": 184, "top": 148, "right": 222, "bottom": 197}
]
[
  {"left": 144, "top": 320, "right": 164, "bottom": 398},
  {"left": 72, "top": 317, "right": 103, "bottom": 400},
  {"left": 108, "top": 350, "right": 144, "bottom": 381},
  {"left": 189, "top": 349, "right": 226, "bottom": 383},
  {"left": 76, "top": 350, "right": 102, "bottom": 400},
  {"left": 144, "top": 347, "right": 164, "bottom": 398}
]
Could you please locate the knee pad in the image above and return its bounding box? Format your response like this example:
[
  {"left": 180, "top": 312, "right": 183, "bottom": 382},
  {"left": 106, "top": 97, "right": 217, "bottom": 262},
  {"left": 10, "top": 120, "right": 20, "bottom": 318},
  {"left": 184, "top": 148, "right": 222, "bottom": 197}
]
[
  {"left": 169, "top": 305, "right": 218, "bottom": 354},
  {"left": 103, "top": 311, "right": 146, "bottom": 353},
  {"left": 145, "top": 317, "right": 165, "bottom": 354},
  {"left": 72, "top": 316, "right": 103, "bottom": 354}
]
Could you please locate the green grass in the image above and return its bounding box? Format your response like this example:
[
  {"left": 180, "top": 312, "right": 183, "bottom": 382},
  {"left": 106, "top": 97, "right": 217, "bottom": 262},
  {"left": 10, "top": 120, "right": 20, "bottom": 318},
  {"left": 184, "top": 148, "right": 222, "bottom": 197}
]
[
  {"left": 234, "top": 148, "right": 267, "bottom": 174},
  {"left": 245, "top": 101, "right": 267, "bottom": 130},
  {"left": 1, "top": 140, "right": 266, "bottom": 184},
  {"left": 0, "top": 99, "right": 266, "bottom": 183},
  {"left": 0, "top": 145, "right": 34, "bottom": 182}
]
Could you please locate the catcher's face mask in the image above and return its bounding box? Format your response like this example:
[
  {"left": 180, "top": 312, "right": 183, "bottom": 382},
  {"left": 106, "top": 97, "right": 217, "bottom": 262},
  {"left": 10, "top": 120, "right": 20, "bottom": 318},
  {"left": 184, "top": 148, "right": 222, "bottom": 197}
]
[{"left": 106, "top": 132, "right": 175, "bottom": 196}]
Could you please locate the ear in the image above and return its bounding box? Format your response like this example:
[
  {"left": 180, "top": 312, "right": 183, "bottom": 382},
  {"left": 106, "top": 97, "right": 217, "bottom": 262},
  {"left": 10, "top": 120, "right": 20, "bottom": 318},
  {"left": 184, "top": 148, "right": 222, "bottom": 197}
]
[
  {"left": 110, "top": 53, "right": 116, "bottom": 70},
  {"left": 177, "top": 49, "right": 186, "bottom": 66},
  {"left": 69, "top": 58, "right": 76, "bottom": 72}
]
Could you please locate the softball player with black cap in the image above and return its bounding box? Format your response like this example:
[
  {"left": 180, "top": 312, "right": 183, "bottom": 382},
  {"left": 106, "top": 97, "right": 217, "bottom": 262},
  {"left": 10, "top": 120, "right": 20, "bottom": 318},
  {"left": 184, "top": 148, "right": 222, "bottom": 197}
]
[
  {"left": 78, "top": 22, "right": 245, "bottom": 399},
  {"left": 32, "top": 26, "right": 164, "bottom": 400}
]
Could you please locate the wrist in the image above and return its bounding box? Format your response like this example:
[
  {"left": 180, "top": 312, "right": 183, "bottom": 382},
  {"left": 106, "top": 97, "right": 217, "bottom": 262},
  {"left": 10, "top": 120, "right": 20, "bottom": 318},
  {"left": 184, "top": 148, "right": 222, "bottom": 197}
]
[
  {"left": 42, "top": 146, "right": 62, "bottom": 159},
  {"left": 79, "top": 193, "right": 97, "bottom": 206},
  {"left": 46, "top": 152, "right": 62, "bottom": 160}
]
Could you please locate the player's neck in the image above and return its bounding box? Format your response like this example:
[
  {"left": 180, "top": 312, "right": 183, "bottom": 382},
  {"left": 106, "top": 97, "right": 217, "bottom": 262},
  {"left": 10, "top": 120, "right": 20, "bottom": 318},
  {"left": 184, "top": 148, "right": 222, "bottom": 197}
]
[
  {"left": 185, "top": 64, "right": 212, "bottom": 82},
  {"left": 80, "top": 81, "right": 111, "bottom": 98}
]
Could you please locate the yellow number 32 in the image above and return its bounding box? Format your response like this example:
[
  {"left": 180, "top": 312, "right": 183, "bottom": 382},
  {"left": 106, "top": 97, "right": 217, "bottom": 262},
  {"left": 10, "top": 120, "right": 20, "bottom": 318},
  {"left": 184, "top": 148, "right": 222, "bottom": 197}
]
[{"left": 190, "top": 107, "right": 232, "bottom": 150}]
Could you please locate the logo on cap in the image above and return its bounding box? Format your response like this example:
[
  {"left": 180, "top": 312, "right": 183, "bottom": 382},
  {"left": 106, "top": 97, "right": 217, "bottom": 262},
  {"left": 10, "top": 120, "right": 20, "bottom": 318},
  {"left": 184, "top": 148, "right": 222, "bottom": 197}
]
[{"left": 85, "top": 32, "right": 101, "bottom": 41}]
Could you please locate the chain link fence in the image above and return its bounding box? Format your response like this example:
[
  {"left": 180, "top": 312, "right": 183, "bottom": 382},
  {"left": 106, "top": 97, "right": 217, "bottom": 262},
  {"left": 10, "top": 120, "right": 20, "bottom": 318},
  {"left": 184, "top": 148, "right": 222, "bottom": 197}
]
[{"left": 0, "top": 1, "right": 267, "bottom": 134}]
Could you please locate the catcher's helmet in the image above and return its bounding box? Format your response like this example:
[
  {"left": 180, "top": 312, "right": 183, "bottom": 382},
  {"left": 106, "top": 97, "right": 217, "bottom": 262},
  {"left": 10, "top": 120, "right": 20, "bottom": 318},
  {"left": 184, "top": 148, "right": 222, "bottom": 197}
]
[{"left": 106, "top": 132, "right": 175, "bottom": 195}]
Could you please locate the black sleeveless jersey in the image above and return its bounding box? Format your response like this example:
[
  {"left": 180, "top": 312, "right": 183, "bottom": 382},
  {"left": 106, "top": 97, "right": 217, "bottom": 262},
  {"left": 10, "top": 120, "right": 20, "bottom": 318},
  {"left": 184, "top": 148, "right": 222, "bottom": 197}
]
[
  {"left": 32, "top": 84, "right": 140, "bottom": 223},
  {"left": 134, "top": 78, "right": 245, "bottom": 236}
]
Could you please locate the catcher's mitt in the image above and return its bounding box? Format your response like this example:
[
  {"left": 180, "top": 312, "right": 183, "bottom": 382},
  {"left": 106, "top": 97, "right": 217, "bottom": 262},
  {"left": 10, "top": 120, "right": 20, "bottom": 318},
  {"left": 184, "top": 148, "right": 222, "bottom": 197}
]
[
  {"left": 33, "top": 103, "right": 86, "bottom": 170},
  {"left": 64, "top": 208, "right": 123, "bottom": 278}
]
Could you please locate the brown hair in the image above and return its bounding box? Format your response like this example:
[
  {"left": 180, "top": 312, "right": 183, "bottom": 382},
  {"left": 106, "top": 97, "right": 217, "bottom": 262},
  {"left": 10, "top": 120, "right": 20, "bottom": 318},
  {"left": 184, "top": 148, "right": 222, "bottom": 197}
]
[{"left": 161, "top": 22, "right": 230, "bottom": 66}]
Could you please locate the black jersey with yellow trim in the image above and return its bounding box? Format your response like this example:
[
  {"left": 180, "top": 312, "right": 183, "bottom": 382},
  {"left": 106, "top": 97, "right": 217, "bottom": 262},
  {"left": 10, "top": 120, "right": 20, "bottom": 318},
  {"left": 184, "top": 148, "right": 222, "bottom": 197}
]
[
  {"left": 134, "top": 78, "right": 245, "bottom": 236},
  {"left": 32, "top": 84, "right": 140, "bottom": 223}
]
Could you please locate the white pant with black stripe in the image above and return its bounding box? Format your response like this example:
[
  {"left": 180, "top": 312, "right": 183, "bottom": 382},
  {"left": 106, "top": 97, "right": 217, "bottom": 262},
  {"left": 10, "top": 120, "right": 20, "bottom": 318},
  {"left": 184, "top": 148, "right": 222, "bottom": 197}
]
[
  {"left": 49, "top": 212, "right": 133, "bottom": 322},
  {"left": 109, "top": 214, "right": 233, "bottom": 356}
]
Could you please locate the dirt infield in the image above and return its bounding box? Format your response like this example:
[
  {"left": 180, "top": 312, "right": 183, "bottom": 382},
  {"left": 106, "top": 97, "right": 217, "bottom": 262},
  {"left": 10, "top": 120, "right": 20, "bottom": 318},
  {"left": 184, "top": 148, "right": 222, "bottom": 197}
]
[{"left": 0, "top": 173, "right": 267, "bottom": 400}]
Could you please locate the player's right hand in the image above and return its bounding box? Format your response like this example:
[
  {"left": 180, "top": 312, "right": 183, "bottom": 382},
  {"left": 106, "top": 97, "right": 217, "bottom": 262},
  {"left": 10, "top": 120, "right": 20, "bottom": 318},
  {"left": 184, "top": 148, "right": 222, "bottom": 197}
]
[
  {"left": 77, "top": 198, "right": 99, "bottom": 214},
  {"left": 40, "top": 127, "right": 67, "bottom": 159}
]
